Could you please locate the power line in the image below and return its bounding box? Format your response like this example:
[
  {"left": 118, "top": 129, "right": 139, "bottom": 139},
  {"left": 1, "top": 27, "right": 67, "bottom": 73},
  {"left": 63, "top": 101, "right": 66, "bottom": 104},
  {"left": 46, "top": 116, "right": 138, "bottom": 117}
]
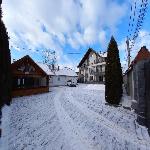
[
  {"left": 126, "top": 0, "right": 149, "bottom": 67},
  {"left": 10, "top": 45, "right": 57, "bottom": 65},
  {"left": 67, "top": 53, "right": 81, "bottom": 54},
  {"left": 129, "top": 0, "right": 149, "bottom": 49}
]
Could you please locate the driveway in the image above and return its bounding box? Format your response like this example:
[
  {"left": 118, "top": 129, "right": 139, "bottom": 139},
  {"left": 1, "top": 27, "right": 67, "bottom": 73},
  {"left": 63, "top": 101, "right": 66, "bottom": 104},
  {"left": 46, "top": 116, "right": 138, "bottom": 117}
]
[{"left": 1, "top": 84, "right": 150, "bottom": 150}]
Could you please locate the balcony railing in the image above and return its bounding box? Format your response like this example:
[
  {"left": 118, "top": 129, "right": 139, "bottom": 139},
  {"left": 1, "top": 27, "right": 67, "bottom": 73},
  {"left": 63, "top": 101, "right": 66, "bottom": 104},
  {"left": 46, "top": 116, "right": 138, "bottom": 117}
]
[{"left": 94, "top": 71, "right": 105, "bottom": 76}]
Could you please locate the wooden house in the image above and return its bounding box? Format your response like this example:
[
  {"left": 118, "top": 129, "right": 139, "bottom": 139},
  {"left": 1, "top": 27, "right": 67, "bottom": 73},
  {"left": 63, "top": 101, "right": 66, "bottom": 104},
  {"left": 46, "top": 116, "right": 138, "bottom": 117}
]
[{"left": 11, "top": 55, "right": 49, "bottom": 97}]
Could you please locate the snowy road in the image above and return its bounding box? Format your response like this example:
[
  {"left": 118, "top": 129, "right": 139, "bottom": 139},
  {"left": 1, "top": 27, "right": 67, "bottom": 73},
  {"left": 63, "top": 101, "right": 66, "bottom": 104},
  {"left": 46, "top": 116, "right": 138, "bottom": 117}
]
[{"left": 1, "top": 84, "right": 150, "bottom": 150}]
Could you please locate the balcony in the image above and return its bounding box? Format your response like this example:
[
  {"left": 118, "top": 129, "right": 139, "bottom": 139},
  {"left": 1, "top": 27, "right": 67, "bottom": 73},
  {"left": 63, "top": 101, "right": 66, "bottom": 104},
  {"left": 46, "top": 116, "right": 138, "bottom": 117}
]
[{"left": 94, "top": 71, "right": 105, "bottom": 76}]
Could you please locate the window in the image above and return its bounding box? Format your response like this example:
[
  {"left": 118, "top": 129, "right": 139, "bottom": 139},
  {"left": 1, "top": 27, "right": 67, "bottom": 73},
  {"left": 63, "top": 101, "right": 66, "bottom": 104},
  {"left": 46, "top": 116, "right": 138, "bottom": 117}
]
[
  {"left": 99, "top": 76, "right": 103, "bottom": 82},
  {"left": 90, "top": 76, "right": 93, "bottom": 81},
  {"left": 18, "top": 79, "right": 21, "bottom": 86},
  {"left": 22, "top": 79, "right": 25, "bottom": 85},
  {"left": 100, "top": 66, "right": 102, "bottom": 72},
  {"left": 58, "top": 77, "right": 60, "bottom": 81}
]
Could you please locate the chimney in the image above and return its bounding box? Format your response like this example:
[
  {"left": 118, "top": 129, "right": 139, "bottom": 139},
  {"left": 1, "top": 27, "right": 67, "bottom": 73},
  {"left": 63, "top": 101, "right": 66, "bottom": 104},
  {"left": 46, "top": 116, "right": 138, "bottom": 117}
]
[
  {"left": 52, "top": 64, "right": 54, "bottom": 70},
  {"left": 142, "top": 46, "right": 147, "bottom": 50},
  {"left": 48, "top": 64, "right": 51, "bottom": 70}
]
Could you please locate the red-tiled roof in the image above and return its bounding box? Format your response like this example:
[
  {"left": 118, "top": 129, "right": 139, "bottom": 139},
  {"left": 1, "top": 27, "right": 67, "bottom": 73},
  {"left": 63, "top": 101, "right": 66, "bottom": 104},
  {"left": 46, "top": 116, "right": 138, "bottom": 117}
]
[
  {"left": 125, "top": 46, "right": 150, "bottom": 74},
  {"left": 131, "top": 46, "right": 150, "bottom": 66}
]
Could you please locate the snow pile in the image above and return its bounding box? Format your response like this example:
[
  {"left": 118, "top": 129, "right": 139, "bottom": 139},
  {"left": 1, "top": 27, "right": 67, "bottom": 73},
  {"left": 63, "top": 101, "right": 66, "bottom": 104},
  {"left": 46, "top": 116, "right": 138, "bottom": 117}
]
[
  {"left": 121, "top": 94, "right": 132, "bottom": 108},
  {"left": 84, "top": 84, "right": 105, "bottom": 91}
]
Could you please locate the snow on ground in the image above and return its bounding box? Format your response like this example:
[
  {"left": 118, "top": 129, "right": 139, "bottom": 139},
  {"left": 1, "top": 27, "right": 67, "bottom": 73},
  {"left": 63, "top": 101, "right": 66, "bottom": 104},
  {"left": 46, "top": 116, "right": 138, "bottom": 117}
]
[{"left": 0, "top": 84, "right": 150, "bottom": 150}]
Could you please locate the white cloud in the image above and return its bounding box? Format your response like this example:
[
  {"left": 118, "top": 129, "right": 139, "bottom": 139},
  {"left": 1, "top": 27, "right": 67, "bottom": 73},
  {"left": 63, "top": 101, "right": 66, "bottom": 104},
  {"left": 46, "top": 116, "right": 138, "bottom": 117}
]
[
  {"left": 2, "top": 0, "right": 128, "bottom": 69},
  {"left": 83, "top": 26, "right": 97, "bottom": 44},
  {"left": 98, "top": 30, "right": 107, "bottom": 49},
  {"left": 130, "top": 30, "right": 150, "bottom": 60}
]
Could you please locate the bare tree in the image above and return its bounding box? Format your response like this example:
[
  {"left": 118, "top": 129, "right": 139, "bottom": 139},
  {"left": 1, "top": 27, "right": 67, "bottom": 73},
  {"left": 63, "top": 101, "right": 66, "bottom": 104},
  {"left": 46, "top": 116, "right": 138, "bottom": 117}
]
[{"left": 42, "top": 49, "right": 56, "bottom": 70}]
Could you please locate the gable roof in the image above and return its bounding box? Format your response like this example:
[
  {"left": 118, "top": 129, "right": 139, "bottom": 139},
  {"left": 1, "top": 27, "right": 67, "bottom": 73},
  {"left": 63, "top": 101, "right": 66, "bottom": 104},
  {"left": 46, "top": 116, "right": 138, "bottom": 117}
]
[
  {"left": 77, "top": 48, "right": 97, "bottom": 67},
  {"left": 11, "top": 55, "right": 48, "bottom": 75},
  {"left": 125, "top": 46, "right": 150, "bottom": 74},
  {"left": 77, "top": 48, "right": 107, "bottom": 68},
  {"left": 131, "top": 46, "right": 150, "bottom": 66}
]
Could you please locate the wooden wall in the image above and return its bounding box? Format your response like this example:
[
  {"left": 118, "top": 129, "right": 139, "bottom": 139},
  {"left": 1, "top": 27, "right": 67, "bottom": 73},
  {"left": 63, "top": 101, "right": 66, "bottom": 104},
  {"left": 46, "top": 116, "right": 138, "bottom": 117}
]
[{"left": 12, "top": 86, "right": 49, "bottom": 98}]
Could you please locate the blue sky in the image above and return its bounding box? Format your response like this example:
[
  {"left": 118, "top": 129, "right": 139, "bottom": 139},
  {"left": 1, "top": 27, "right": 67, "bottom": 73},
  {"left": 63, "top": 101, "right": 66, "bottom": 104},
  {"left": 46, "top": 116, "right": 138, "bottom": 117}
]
[{"left": 2, "top": 0, "right": 150, "bottom": 71}]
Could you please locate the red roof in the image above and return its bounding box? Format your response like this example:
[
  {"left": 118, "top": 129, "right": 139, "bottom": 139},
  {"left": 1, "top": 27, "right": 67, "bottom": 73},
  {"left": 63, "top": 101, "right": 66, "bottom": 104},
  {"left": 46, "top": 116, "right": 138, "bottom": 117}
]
[
  {"left": 125, "top": 46, "right": 150, "bottom": 74},
  {"left": 131, "top": 46, "right": 150, "bottom": 66}
]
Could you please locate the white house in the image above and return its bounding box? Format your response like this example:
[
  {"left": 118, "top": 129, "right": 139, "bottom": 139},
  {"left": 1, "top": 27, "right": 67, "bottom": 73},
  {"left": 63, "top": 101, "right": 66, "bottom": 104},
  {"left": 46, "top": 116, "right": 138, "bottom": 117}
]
[
  {"left": 52, "top": 67, "right": 78, "bottom": 86},
  {"left": 78, "top": 48, "right": 107, "bottom": 83},
  {"left": 37, "top": 63, "right": 78, "bottom": 86}
]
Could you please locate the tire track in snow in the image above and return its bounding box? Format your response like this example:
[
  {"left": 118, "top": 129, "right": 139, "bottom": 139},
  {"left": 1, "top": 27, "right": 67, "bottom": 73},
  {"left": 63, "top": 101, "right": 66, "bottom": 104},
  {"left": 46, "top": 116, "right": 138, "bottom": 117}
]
[{"left": 54, "top": 89, "right": 99, "bottom": 150}]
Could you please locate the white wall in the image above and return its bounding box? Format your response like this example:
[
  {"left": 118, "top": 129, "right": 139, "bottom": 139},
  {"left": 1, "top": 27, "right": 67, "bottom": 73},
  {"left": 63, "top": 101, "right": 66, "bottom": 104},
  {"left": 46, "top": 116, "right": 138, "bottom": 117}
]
[
  {"left": 66, "top": 76, "right": 78, "bottom": 85},
  {"left": 49, "top": 75, "right": 77, "bottom": 86}
]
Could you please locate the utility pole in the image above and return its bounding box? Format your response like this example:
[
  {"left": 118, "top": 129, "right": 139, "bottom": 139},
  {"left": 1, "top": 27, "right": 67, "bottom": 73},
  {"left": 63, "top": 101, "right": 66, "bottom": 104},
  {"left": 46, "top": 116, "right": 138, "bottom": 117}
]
[{"left": 126, "top": 36, "right": 131, "bottom": 67}]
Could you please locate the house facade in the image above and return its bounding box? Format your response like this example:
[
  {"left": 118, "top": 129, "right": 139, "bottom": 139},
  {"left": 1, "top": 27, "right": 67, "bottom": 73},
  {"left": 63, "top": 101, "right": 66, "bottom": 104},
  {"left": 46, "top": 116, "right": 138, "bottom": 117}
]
[
  {"left": 78, "top": 48, "right": 107, "bottom": 83},
  {"left": 12, "top": 55, "right": 49, "bottom": 97}
]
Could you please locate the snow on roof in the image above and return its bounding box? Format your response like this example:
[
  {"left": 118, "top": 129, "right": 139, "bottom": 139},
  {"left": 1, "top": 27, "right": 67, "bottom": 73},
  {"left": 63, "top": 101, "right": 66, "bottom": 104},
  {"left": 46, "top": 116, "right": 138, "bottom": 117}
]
[
  {"left": 75, "top": 68, "right": 79, "bottom": 72},
  {"left": 37, "top": 63, "right": 54, "bottom": 75},
  {"left": 99, "top": 52, "right": 107, "bottom": 57},
  {"left": 55, "top": 67, "right": 78, "bottom": 77}
]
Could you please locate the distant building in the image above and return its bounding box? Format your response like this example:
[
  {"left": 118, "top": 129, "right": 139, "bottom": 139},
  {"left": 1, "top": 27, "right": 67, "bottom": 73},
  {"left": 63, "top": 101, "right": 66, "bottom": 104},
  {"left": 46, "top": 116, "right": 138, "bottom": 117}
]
[
  {"left": 53, "top": 67, "right": 78, "bottom": 86},
  {"left": 12, "top": 55, "right": 49, "bottom": 97},
  {"left": 77, "top": 48, "right": 107, "bottom": 83},
  {"left": 37, "top": 63, "right": 78, "bottom": 86}
]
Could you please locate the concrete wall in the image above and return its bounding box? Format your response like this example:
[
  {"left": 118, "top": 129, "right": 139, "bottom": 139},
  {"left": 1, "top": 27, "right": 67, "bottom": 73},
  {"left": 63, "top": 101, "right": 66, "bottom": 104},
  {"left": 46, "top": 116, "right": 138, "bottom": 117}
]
[{"left": 123, "top": 71, "right": 134, "bottom": 100}]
